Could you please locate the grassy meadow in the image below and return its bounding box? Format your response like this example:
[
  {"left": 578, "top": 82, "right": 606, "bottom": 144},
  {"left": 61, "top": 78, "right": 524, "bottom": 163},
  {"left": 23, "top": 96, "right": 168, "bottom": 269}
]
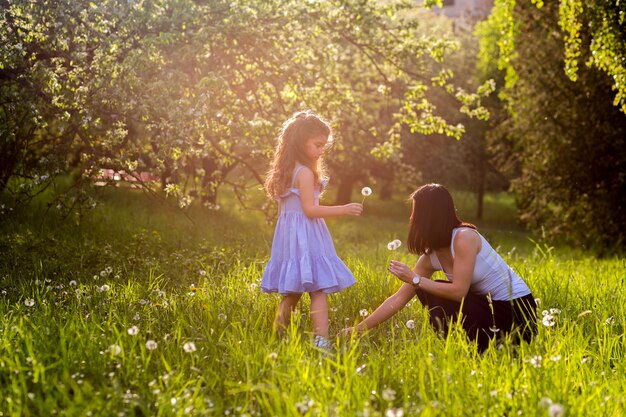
[{"left": 0, "top": 186, "right": 624, "bottom": 416}]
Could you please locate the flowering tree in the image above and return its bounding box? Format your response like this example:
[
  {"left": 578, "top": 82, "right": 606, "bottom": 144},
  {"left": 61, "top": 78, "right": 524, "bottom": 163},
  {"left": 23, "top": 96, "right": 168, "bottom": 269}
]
[{"left": 0, "top": 0, "right": 491, "bottom": 217}]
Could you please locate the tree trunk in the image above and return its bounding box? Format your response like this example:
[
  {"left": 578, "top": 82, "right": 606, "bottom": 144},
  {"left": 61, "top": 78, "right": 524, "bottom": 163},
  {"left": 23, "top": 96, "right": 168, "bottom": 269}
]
[
  {"left": 335, "top": 176, "right": 358, "bottom": 204},
  {"left": 475, "top": 154, "right": 486, "bottom": 221},
  {"left": 380, "top": 178, "right": 393, "bottom": 200}
]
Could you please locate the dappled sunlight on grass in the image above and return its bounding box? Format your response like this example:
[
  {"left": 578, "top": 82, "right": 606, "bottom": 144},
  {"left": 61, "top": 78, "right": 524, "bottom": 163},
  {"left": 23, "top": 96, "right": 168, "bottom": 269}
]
[{"left": 0, "top": 189, "right": 624, "bottom": 415}]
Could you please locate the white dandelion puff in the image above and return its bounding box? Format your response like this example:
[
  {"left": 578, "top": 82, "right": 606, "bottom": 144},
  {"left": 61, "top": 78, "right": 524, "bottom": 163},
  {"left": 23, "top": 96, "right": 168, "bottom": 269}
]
[
  {"left": 387, "top": 240, "right": 400, "bottom": 250},
  {"left": 382, "top": 388, "right": 396, "bottom": 401},
  {"left": 542, "top": 314, "right": 556, "bottom": 327},
  {"left": 548, "top": 403, "right": 565, "bottom": 417},
  {"left": 183, "top": 342, "right": 197, "bottom": 353},
  {"left": 267, "top": 352, "right": 278, "bottom": 360},
  {"left": 361, "top": 187, "right": 372, "bottom": 197},
  {"left": 146, "top": 340, "right": 157, "bottom": 350},
  {"left": 489, "top": 325, "right": 500, "bottom": 333},
  {"left": 127, "top": 326, "right": 139, "bottom": 336},
  {"left": 108, "top": 344, "right": 122, "bottom": 356},
  {"left": 24, "top": 299, "right": 35, "bottom": 307},
  {"left": 528, "top": 355, "right": 542, "bottom": 368},
  {"left": 359, "top": 309, "right": 369, "bottom": 317},
  {"left": 405, "top": 319, "right": 415, "bottom": 329},
  {"left": 69, "top": 280, "right": 77, "bottom": 286}
]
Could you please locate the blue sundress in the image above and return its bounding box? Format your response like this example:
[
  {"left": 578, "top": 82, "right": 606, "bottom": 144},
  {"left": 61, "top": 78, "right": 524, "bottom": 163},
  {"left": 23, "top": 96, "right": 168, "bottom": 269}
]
[{"left": 261, "top": 164, "right": 356, "bottom": 294}]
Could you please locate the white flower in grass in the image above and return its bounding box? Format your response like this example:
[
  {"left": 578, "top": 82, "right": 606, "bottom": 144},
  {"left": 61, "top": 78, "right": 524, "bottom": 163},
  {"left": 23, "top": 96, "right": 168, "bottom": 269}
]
[
  {"left": 127, "top": 326, "right": 139, "bottom": 336},
  {"left": 385, "top": 408, "right": 404, "bottom": 417},
  {"left": 549, "top": 308, "right": 561, "bottom": 315},
  {"left": 405, "top": 320, "right": 415, "bottom": 329},
  {"left": 381, "top": 388, "right": 396, "bottom": 401},
  {"left": 550, "top": 354, "right": 562, "bottom": 362},
  {"left": 24, "top": 299, "right": 35, "bottom": 307},
  {"left": 146, "top": 340, "right": 157, "bottom": 350},
  {"left": 108, "top": 344, "right": 122, "bottom": 356},
  {"left": 387, "top": 240, "right": 401, "bottom": 250},
  {"left": 605, "top": 316, "right": 614, "bottom": 326},
  {"left": 361, "top": 187, "right": 372, "bottom": 197},
  {"left": 528, "top": 355, "right": 542, "bottom": 368},
  {"left": 183, "top": 342, "right": 197, "bottom": 353},
  {"left": 199, "top": 270, "right": 207, "bottom": 276},
  {"left": 69, "top": 280, "right": 77, "bottom": 287},
  {"left": 542, "top": 314, "right": 556, "bottom": 327},
  {"left": 359, "top": 309, "right": 369, "bottom": 317},
  {"left": 548, "top": 403, "right": 565, "bottom": 417},
  {"left": 97, "top": 284, "right": 110, "bottom": 293},
  {"left": 267, "top": 352, "right": 278, "bottom": 360},
  {"left": 539, "top": 397, "right": 552, "bottom": 408}
]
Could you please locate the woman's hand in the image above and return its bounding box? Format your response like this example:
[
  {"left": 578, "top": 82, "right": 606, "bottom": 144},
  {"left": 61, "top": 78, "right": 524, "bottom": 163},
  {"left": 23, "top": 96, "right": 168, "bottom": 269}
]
[
  {"left": 388, "top": 260, "right": 415, "bottom": 284},
  {"left": 338, "top": 327, "right": 356, "bottom": 337}
]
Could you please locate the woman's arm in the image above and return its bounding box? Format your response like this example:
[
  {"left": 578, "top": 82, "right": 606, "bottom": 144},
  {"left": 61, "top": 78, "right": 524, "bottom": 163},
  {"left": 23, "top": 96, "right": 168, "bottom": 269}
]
[
  {"left": 297, "top": 167, "right": 362, "bottom": 218},
  {"left": 389, "top": 229, "right": 480, "bottom": 302},
  {"left": 353, "top": 283, "right": 417, "bottom": 332},
  {"left": 349, "top": 255, "right": 435, "bottom": 332}
]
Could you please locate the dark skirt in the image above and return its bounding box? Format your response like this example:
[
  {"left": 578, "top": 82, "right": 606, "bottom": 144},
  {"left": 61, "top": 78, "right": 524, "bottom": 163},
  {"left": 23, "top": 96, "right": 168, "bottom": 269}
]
[{"left": 415, "top": 283, "right": 537, "bottom": 352}]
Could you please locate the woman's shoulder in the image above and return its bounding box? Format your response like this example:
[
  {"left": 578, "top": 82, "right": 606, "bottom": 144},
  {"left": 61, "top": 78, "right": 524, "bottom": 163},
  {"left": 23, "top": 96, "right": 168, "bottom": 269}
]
[{"left": 452, "top": 227, "right": 481, "bottom": 253}]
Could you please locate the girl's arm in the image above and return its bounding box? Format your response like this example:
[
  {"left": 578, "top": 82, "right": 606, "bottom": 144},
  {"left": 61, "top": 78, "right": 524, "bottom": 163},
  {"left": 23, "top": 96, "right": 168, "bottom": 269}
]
[
  {"left": 350, "top": 255, "right": 436, "bottom": 332},
  {"left": 297, "top": 167, "right": 362, "bottom": 218},
  {"left": 389, "top": 229, "right": 480, "bottom": 302}
]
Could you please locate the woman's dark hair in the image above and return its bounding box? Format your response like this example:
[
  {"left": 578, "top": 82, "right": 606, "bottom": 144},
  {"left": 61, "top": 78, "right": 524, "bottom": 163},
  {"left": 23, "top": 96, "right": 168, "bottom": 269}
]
[{"left": 407, "top": 184, "right": 476, "bottom": 255}]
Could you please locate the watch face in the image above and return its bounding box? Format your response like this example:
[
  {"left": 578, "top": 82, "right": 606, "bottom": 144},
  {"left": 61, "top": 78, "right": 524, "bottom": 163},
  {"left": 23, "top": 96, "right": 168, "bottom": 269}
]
[{"left": 412, "top": 276, "right": 420, "bottom": 285}]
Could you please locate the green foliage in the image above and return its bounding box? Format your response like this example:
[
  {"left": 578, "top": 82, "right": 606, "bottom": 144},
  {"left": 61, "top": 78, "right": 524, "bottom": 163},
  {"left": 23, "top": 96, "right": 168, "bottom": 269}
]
[
  {"left": 477, "top": 1, "right": 626, "bottom": 252},
  {"left": 484, "top": 0, "right": 626, "bottom": 114},
  {"left": 0, "top": 0, "right": 492, "bottom": 216},
  {"left": 1, "top": 191, "right": 625, "bottom": 415}
]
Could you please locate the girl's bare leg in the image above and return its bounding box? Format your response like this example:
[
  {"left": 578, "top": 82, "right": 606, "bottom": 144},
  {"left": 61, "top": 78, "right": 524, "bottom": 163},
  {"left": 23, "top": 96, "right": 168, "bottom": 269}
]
[
  {"left": 275, "top": 293, "right": 302, "bottom": 333},
  {"left": 309, "top": 291, "right": 329, "bottom": 338}
]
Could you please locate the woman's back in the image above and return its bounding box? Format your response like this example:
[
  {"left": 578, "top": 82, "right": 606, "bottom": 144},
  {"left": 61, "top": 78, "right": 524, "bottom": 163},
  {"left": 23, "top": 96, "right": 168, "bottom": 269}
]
[{"left": 429, "top": 227, "right": 531, "bottom": 301}]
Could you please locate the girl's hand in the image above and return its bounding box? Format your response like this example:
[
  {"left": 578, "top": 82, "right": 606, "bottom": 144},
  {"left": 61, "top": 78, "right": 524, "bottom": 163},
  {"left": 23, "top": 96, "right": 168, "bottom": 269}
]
[
  {"left": 342, "top": 203, "right": 363, "bottom": 216},
  {"left": 388, "top": 260, "right": 414, "bottom": 284}
]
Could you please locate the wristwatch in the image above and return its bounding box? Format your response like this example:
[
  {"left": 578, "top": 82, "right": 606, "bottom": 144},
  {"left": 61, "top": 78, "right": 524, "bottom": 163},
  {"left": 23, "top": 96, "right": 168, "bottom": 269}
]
[{"left": 411, "top": 275, "right": 421, "bottom": 287}]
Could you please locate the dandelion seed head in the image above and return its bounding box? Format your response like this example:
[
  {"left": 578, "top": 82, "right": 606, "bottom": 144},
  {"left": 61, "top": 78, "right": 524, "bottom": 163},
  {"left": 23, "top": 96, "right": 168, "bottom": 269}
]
[
  {"left": 359, "top": 309, "right": 369, "bottom": 317},
  {"left": 69, "top": 280, "right": 77, "bottom": 286},
  {"left": 127, "top": 326, "right": 139, "bottom": 336},
  {"left": 392, "top": 239, "right": 401, "bottom": 248},
  {"left": 146, "top": 340, "right": 157, "bottom": 350},
  {"left": 405, "top": 319, "right": 415, "bottom": 329},
  {"left": 24, "top": 299, "right": 35, "bottom": 307},
  {"left": 108, "top": 344, "right": 122, "bottom": 356},
  {"left": 542, "top": 314, "right": 556, "bottom": 327},
  {"left": 361, "top": 187, "right": 372, "bottom": 197},
  {"left": 381, "top": 388, "right": 396, "bottom": 401},
  {"left": 267, "top": 352, "right": 278, "bottom": 360},
  {"left": 183, "top": 342, "right": 197, "bottom": 353},
  {"left": 548, "top": 403, "right": 565, "bottom": 417}
]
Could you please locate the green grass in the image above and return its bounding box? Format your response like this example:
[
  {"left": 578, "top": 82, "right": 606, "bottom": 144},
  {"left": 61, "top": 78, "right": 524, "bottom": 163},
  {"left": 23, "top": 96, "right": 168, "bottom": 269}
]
[{"left": 0, "top": 187, "right": 624, "bottom": 416}]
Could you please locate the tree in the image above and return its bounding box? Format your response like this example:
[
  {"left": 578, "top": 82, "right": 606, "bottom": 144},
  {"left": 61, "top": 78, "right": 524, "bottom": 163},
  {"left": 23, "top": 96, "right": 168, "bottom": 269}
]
[
  {"left": 479, "top": 1, "right": 626, "bottom": 252},
  {"left": 1, "top": 0, "right": 491, "bottom": 219}
]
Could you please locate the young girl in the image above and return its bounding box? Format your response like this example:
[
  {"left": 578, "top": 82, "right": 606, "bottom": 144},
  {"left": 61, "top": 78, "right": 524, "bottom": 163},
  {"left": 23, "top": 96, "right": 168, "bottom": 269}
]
[{"left": 261, "top": 110, "right": 363, "bottom": 350}]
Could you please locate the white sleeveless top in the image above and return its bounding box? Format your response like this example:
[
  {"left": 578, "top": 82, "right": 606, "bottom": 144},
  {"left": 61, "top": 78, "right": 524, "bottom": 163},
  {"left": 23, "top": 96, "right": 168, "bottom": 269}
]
[{"left": 429, "top": 227, "right": 531, "bottom": 301}]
